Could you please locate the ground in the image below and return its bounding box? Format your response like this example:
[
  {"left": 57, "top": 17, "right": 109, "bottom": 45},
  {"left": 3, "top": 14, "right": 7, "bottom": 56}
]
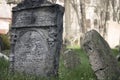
[{"left": 0, "top": 45, "right": 119, "bottom": 80}]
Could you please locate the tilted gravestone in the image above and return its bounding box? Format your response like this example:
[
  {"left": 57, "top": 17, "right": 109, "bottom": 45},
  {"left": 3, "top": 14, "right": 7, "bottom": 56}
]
[
  {"left": 9, "top": 0, "right": 64, "bottom": 76},
  {"left": 81, "top": 30, "right": 120, "bottom": 80}
]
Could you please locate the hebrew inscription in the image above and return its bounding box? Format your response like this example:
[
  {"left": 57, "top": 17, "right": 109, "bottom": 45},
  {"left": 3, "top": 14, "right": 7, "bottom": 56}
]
[
  {"left": 13, "top": 8, "right": 57, "bottom": 27},
  {"left": 14, "top": 30, "right": 49, "bottom": 75}
]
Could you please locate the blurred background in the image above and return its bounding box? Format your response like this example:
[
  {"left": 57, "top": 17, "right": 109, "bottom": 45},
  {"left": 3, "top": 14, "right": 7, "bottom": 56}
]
[
  {"left": 0, "top": 0, "right": 120, "bottom": 50},
  {"left": 0, "top": 0, "right": 120, "bottom": 80}
]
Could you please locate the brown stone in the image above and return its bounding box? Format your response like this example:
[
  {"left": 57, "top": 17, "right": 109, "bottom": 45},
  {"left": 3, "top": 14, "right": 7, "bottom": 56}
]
[{"left": 81, "top": 30, "right": 120, "bottom": 80}]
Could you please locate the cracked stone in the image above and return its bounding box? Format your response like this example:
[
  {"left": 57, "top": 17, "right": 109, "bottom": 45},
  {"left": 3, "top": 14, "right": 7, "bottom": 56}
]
[{"left": 81, "top": 30, "right": 120, "bottom": 80}]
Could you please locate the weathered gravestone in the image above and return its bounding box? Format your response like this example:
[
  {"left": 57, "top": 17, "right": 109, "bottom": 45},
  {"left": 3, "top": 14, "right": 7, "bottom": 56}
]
[
  {"left": 60, "top": 44, "right": 81, "bottom": 68},
  {"left": 60, "top": 44, "right": 66, "bottom": 54},
  {"left": 9, "top": 0, "right": 64, "bottom": 76},
  {"left": 81, "top": 30, "right": 120, "bottom": 80},
  {"left": 63, "top": 49, "right": 80, "bottom": 69}
]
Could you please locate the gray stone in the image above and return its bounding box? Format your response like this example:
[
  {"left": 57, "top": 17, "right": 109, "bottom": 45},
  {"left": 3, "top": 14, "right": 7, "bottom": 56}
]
[
  {"left": 9, "top": 0, "right": 64, "bottom": 77},
  {"left": 60, "top": 44, "right": 67, "bottom": 54},
  {"left": 116, "top": 54, "right": 120, "bottom": 61},
  {"left": 81, "top": 30, "right": 120, "bottom": 80},
  {"left": 63, "top": 49, "right": 80, "bottom": 69},
  {"left": 0, "top": 37, "right": 3, "bottom": 52},
  {"left": 0, "top": 44, "right": 2, "bottom": 52},
  {"left": 0, "top": 52, "right": 9, "bottom": 60},
  {"left": 115, "top": 45, "right": 120, "bottom": 52}
]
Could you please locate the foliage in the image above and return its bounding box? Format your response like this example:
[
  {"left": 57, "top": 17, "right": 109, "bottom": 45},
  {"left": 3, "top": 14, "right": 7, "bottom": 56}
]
[
  {"left": 0, "top": 46, "right": 119, "bottom": 80},
  {"left": 0, "top": 34, "right": 10, "bottom": 50}
]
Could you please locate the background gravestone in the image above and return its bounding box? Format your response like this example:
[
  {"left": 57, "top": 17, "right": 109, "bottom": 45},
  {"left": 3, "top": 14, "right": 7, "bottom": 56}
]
[
  {"left": 63, "top": 49, "right": 80, "bottom": 69},
  {"left": 81, "top": 30, "right": 120, "bottom": 80},
  {"left": 9, "top": 0, "right": 64, "bottom": 76},
  {"left": 117, "top": 54, "right": 120, "bottom": 61},
  {"left": 60, "top": 44, "right": 80, "bottom": 69}
]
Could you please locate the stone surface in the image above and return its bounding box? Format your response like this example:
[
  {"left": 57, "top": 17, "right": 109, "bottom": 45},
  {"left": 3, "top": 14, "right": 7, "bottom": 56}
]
[
  {"left": 81, "top": 30, "right": 120, "bottom": 80},
  {"left": 63, "top": 49, "right": 80, "bottom": 69},
  {"left": 0, "top": 52, "right": 9, "bottom": 60},
  {"left": 9, "top": 0, "right": 64, "bottom": 77},
  {"left": 0, "top": 43, "right": 2, "bottom": 52},
  {"left": 0, "top": 45, "right": 1, "bottom": 52},
  {"left": 0, "top": 37, "right": 3, "bottom": 52},
  {"left": 60, "top": 44, "right": 66, "bottom": 54},
  {"left": 117, "top": 54, "right": 120, "bottom": 61}
]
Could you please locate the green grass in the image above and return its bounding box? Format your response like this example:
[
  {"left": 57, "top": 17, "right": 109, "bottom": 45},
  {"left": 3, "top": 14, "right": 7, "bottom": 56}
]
[
  {"left": 59, "top": 46, "right": 96, "bottom": 80},
  {"left": 0, "top": 46, "right": 120, "bottom": 80}
]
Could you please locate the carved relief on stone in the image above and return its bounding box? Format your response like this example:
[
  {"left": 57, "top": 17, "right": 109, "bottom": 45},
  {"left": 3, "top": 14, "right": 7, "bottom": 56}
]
[
  {"left": 14, "top": 29, "right": 49, "bottom": 75},
  {"left": 47, "top": 26, "right": 57, "bottom": 47},
  {"left": 10, "top": 0, "right": 64, "bottom": 76},
  {"left": 9, "top": 29, "right": 18, "bottom": 72}
]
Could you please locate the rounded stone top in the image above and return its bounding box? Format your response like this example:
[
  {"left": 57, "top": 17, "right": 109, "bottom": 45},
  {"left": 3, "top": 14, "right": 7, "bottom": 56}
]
[
  {"left": 30, "top": 0, "right": 46, "bottom": 3},
  {"left": 25, "top": 0, "right": 47, "bottom": 4},
  {"left": 12, "top": 0, "right": 54, "bottom": 11}
]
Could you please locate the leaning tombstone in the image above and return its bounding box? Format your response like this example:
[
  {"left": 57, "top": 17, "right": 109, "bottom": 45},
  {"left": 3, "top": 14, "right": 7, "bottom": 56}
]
[
  {"left": 81, "top": 30, "right": 120, "bottom": 80},
  {"left": 9, "top": 0, "right": 64, "bottom": 77}
]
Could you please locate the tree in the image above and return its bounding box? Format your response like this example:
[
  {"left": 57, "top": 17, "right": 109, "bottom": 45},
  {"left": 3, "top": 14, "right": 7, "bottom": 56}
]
[
  {"left": 64, "top": 0, "right": 72, "bottom": 45},
  {"left": 6, "top": 0, "right": 23, "bottom": 4},
  {"left": 48, "top": 0, "right": 57, "bottom": 3}
]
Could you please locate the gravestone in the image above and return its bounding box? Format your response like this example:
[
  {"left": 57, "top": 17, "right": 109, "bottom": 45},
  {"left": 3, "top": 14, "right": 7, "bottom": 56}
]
[
  {"left": 0, "top": 52, "right": 9, "bottom": 60},
  {"left": 60, "top": 44, "right": 66, "bottom": 54},
  {"left": 117, "top": 55, "right": 120, "bottom": 61},
  {"left": 81, "top": 30, "right": 120, "bottom": 80},
  {"left": 63, "top": 49, "right": 80, "bottom": 69},
  {"left": 9, "top": 0, "right": 64, "bottom": 76}
]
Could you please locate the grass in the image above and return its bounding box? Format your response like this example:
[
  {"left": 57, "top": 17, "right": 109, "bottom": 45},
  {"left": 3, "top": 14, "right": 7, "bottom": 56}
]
[{"left": 0, "top": 46, "right": 120, "bottom": 80}]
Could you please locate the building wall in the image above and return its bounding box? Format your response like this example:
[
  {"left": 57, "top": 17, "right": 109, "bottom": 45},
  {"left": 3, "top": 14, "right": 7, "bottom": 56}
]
[
  {"left": 0, "top": 0, "right": 13, "bottom": 34},
  {"left": 107, "top": 20, "right": 120, "bottom": 48},
  {"left": 0, "top": 19, "right": 10, "bottom": 34}
]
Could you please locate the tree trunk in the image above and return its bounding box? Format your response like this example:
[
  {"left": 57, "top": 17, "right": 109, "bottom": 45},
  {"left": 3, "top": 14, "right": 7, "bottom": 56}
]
[
  {"left": 80, "top": 0, "right": 86, "bottom": 33},
  {"left": 64, "top": 0, "right": 71, "bottom": 45}
]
